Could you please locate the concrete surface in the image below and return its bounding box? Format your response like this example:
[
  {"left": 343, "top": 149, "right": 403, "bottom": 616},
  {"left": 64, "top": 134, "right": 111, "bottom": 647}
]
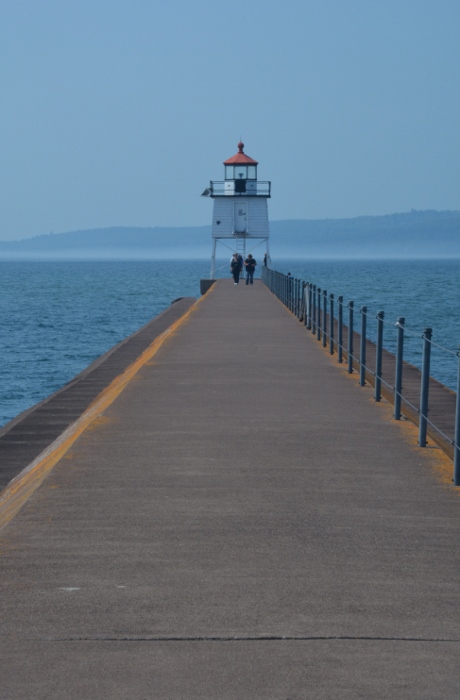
[
  {"left": 317, "top": 309, "right": 457, "bottom": 457},
  {"left": 0, "top": 297, "right": 196, "bottom": 490},
  {"left": 1, "top": 279, "right": 460, "bottom": 698},
  {"left": 200, "top": 278, "right": 216, "bottom": 295}
]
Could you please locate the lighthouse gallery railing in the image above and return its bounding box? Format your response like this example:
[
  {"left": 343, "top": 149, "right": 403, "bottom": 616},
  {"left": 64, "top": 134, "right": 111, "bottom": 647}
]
[{"left": 208, "top": 181, "right": 271, "bottom": 197}]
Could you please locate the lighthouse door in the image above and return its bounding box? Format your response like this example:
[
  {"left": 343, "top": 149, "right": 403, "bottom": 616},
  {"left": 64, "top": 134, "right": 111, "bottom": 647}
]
[{"left": 234, "top": 201, "right": 248, "bottom": 233}]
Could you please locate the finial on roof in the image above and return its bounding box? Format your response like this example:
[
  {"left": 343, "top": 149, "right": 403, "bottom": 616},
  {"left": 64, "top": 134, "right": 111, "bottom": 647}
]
[{"left": 237, "top": 141, "right": 244, "bottom": 153}]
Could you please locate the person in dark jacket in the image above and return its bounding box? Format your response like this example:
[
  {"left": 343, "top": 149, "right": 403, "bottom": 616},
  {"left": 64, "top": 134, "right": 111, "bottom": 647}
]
[
  {"left": 230, "top": 253, "right": 242, "bottom": 285},
  {"left": 244, "top": 254, "right": 257, "bottom": 285}
]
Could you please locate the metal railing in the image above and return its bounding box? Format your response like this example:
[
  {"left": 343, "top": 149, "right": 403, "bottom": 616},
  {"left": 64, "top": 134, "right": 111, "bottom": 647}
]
[
  {"left": 209, "top": 181, "right": 271, "bottom": 197},
  {"left": 261, "top": 266, "right": 460, "bottom": 486}
]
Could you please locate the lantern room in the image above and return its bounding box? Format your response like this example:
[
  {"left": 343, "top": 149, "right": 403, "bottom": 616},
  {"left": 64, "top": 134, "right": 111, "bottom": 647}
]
[{"left": 224, "top": 142, "right": 258, "bottom": 192}]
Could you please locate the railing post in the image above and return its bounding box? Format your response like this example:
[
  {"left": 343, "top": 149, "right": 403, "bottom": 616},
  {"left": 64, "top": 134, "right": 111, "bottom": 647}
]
[
  {"left": 418, "top": 328, "right": 432, "bottom": 447},
  {"left": 317, "top": 287, "right": 321, "bottom": 341},
  {"left": 360, "top": 306, "right": 367, "bottom": 386},
  {"left": 454, "top": 346, "right": 460, "bottom": 486},
  {"left": 312, "top": 285, "right": 317, "bottom": 334},
  {"left": 322, "top": 290, "right": 327, "bottom": 347},
  {"left": 375, "top": 311, "right": 384, "bottom": 402},
  {"left": 338, "top": 296, "right": 343, "bottom": 363},
  {"left": 394, "top": 317, "right": 405, "bottom": 420},
  {"left": 300, "top": 282, "right": 306, "bottom": 323},
  {"left": 329, "top": 294, "right": 334, "bottom": 355},
  {"left": 307, "top": 284, "right": 312, "bottom": 330},
  {"left": 302, "top": 281, "right": 306, "bottom": 322},
  {"left": 348, "top": 301, "right": 354, "bottom": 373}
]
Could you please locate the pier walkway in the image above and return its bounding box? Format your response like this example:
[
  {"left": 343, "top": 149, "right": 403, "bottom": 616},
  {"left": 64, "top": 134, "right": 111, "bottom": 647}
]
[{"left": 1, "top": 279, "right": 460, "bottom": 698}]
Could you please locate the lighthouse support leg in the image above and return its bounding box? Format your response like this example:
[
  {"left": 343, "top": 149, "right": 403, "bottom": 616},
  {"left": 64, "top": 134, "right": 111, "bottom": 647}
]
[
  {"left": 210, "top": 239, "right": 217, "bottom": 279},
  {"left": 265, "top": 237, "right": 271, "bottom": 267}
]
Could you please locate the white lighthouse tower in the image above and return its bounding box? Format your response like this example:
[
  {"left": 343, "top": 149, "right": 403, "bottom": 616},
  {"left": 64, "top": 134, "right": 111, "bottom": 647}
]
[{"left": 202, "top": 142, "right": 271, "bottom": 279}]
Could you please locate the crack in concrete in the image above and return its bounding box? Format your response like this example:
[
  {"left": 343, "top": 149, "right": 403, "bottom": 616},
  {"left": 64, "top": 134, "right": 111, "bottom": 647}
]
[{"left": 47, "top": 635, "right": 460, "bottom": 643}]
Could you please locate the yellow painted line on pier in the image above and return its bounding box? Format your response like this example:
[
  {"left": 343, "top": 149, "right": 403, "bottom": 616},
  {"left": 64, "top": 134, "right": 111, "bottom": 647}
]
[{"left": 0, "top": 296, "right": 207, "bottom": 531}]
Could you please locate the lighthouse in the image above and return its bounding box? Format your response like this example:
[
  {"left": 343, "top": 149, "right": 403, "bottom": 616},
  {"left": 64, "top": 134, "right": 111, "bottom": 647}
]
[{"left": 202, "top": 142, "right": 271, "bottom": 279}]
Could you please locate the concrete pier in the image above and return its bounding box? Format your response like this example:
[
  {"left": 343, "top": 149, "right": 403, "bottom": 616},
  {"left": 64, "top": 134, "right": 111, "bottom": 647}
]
[
  {"left": 0, "top": 297, "right": 196, "bottom": 490},
  {"left": 1, "top": 280, "right": 460, "bottom": 698}
]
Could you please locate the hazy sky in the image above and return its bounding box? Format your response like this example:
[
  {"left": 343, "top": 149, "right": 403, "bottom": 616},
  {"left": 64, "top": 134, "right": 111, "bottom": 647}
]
[{"left": 1, "top": 0, "right": 459, "bottom": 240}]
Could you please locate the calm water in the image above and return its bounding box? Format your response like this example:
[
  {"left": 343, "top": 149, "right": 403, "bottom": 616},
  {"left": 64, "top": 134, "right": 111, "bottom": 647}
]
[
  {"left": 1, "top": 258, "right": 459, "bottom": 428},
  {"left": 277, "top": 258, "right": 460, "bottom": 395}
]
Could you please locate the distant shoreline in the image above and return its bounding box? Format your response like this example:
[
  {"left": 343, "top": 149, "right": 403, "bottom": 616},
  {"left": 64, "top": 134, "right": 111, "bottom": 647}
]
[
  {"left": 1, "top": 210, "right": 459, "bottom": 259},
  {"left": 1, "top": 256, "right": 460, "bottom": 263}
]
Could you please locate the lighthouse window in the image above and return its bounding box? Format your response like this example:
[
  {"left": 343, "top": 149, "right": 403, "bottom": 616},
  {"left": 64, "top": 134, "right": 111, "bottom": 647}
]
[
  {"left": 225, "top": 166, "right": 234, "bottom": 180},
  {"left": 235, "top": 166, "right": 247, "bottom": 179},
  {"left": 247, "top": 165, "right": 256, "bottom": 179}
]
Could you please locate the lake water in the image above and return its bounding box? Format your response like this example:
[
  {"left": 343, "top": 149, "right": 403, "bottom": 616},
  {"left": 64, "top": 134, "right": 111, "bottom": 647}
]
[
  {"left": 276, "top": 258, "right": 460, "bottom": 397},
  {"left": 1, "top": 258, "right": 459, "bottom": 428}
]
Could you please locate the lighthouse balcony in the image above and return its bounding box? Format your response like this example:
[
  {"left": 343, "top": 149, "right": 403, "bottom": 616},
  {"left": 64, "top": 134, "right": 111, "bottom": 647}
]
[{"left": 209, "top": 180, "right": 271, "bottom": 197}]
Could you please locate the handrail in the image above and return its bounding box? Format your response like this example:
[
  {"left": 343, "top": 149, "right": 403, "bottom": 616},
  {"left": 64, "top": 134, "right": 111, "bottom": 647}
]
[
  {"left": 261, "top": 266, "right": 460, "bottom": 486},
  {"left": 209, "top": 181, "right": 271, "bottom": 197}
]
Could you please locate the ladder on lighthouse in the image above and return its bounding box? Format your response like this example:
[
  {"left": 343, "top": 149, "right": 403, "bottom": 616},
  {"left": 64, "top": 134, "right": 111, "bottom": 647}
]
[{"left": 234, "top": 236, "right": 246, "bottom": 258}]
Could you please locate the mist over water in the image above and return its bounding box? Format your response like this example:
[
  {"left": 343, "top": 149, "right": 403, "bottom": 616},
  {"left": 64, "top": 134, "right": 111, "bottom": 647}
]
[{"left": 1, "top": 258, "right": 459, "bottom": 428}]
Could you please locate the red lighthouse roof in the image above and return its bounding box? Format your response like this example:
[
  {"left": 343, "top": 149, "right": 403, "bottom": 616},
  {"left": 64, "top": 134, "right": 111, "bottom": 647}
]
[{"left": 223, "top": 141, "right": 258, "bottom": 166}]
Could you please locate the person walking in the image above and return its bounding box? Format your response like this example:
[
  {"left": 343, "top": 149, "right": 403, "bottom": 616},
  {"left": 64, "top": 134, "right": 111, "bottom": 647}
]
[
  {"left": 244, "top": 254, "right": 257, "bottom": 285},
  {"left": 230, "top": 253, "right": 242, "bottom": 285}
]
